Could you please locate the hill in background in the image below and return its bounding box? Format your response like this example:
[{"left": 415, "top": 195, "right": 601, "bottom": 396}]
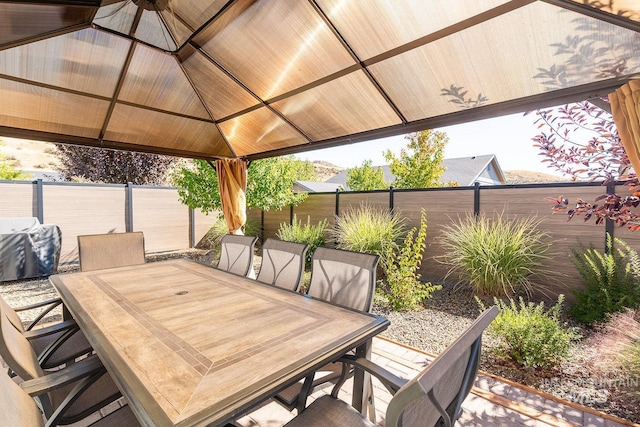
[
  {"left": 503, "top": 170, "right": 568, "bottom": 184},
  {"left": 1, "top": 138, "right": 567, "bottom": 185}
]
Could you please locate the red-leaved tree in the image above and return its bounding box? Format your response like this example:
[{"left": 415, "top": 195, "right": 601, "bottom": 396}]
[{"left": 532, "top": 101, "right": 640, "bottom": 230}]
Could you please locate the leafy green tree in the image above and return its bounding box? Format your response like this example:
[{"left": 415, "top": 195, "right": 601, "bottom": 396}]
[
  {"left": 0, "top": 141, "right": 26, "bottom": 180},
  {"left": 171, "top": 156, "right": 315, "bottom": 214},
  {"left": 346, "top": 160, "right": 387, "bottom": 191},
  {"left": 54, "top": 145, "right": 176, "bottom": 185},
  {"left": 383, "top": 130, "right": 449, "bottom": 189}
]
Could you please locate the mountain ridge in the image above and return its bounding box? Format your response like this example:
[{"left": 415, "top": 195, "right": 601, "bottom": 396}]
[{"left": 1, "top": 137, "right": 566, "bottom": 184}]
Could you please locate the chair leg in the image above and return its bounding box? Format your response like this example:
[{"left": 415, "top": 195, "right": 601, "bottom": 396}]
[{"left": 365, "top": 376, "right": 376, "bottom": 422}]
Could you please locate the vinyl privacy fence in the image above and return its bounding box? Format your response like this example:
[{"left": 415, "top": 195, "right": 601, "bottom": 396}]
[
  {"left": 3, "top": 179, "right": 638, "bottom": 298},
  {"left": 0, "top": 179, "right": 217, "bottom": 265}
]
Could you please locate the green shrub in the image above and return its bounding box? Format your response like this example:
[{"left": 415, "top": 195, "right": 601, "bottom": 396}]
[
  {"left": 333, "top": 204, "right": 405, "bottom": 258},
  {"left": 277, "top": 215, "right": 328, "bottom": 266},
  {"left": 479, "top": 295, "right": 579, "bottom": 370},
  {"left": 570, "top": 234, "right": 640, "bottom": 324},
  {"left": 438, "top": 213, "right": 553, "bottom": 297},
  {"left": 379, "top": 209, "right": 441, "bottom": 311},
  {"left": 197, "top": 216, "right": 260, "bottom": 253}
]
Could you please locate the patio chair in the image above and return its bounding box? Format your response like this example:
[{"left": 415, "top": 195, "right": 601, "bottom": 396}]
[
  {"left": 217, "top": 234, "right": 258, "bottom": 277},
  {"left": 283, "top": 306, "right": 499, "bottom": 427},
  {"left": 306, "top": 247, "right": 379, "bottom": 312},
  {"left": 256, "top": 239, "right": 308, "bottom": 292},
  {"left": 273, "top": 247, "right": 379, "bottom": 411},
  {"left": 0, "top": 296, "right": 92, "bottom": 371},
  {"left": 77, "top": 232, "right": 145, "bottom": 272},
  {"left": 0, "top": 368, "right": 138, "bottom": 427},
  {"left": 0, "top": 305, "right": 122, "bottom": 425}
]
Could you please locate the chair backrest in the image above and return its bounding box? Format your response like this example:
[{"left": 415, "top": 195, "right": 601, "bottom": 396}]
[
  {"left": 0, "top": 301, "right": 46, "bottom": 381},
  {"left": 0, "top": 296, "right": 26, "bottom": 333},
  {"left": 385, "top": 306, "right": 499, "bottom": 427},
  {"left": 218, "top": 234, "right": 258, "bottom": 277},
  {"left": 77, "top": 232, "right": 145, "bottom": 272},
  {"left": 257, "top": 239, "right": 309, "bottom": 292},
  {"left": 307, "top": 247, "right": 379, "bottom": 312},
  {"left": 0, "top": 370, "right": 45, "bottom": 427}
]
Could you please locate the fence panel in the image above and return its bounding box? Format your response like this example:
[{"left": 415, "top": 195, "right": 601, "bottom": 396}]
[
  {"left": 293, "top": 193, "right": 337, "bottom": 244},
  {"left": 338, "top": 192, "right": 389, "bottom": 213},
  {"left": 394, "top": 188, "right": 476, "bottom": 282},
  {"left": 133, "top": 187, "right": 188, "bottom": 253},
  {"left": 0, "top": 181, "right": 33, "bottom": 217},
  {"left": 42, "top": 183, "right": 126, "bottom": 264},
  {"left": 479, "top": 184, "right": 606, "bottom": 297},
  {"left": 193, "top": 209, "right": 217, "bottom": 247},
  {"left": 263, "top": 208, "right": 291, "bottom": 241}
]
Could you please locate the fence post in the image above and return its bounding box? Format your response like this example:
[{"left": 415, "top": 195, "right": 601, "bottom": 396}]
[
  {"left": 34, "top": 179, "right": 44, "bottom": 223},
  {"left": 605, "top": 181, "right": 615, "bottom": 252},
  {"left": 473, "top": 181, "right": 481, "bottom": 218},
  {"left": 389, "top": 186, "right": 395, "bottom": 211},
  {"left": 188, "top": 208, "right": 195, "bottom": 248},
  {"left": 290, "top": 205, "right": 294, "bottom": 225},
  {"left": 125, "top": 182, "right": 134, "bottom": 232},
  {"left": 261, "top": 210, "right": 265, "bottom": 243}
]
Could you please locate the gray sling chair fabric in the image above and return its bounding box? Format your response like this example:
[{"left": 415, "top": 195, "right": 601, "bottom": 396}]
[
  {"left": 0, "top": 296, "right": 92, "bottom": 371},
  {"left": 0, "top": 305, "right": 122, "bottom": 425},
  {"left": 77, "top": 232, "right": 146, "bottom": 272},
  {"left": 217, "top": 234, "right": 258, "bottom": 277},
  {"left": 0, "top": 369, "right": 139, "bottom": 427},
  {"left": 274, "top": 247, "right": 379, "bottom": 412},
  {"left": 256, "top": 239, "right": 309, "bottom": 292},
  {"left": 283, "top": 306, "right": 499, "bottom": 427}
]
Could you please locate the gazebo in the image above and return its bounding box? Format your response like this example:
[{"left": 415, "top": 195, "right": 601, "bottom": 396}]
[{"left": 1, "top": 0, "right": 639, "bottom": 230}]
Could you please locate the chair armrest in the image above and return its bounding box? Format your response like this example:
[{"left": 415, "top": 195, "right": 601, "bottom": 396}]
[
  {"left": 13, "top": 297, "right": 64, "bottom": 331},
  {"left": 20, "top": 355, "right": 104, "bottom": 396},
  {"left": 22, "top": 319, "right": 77, "bottom": 340},
  {"left": 335, "top": 354, "right": 408, "bottom": 396},
  {"left": 13, "top": 297, "right": 62, "bottom": 312}
]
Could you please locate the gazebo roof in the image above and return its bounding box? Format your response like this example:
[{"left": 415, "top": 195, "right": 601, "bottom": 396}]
[{"left": 1, "top": 0, "right": 639, "bottom": 161}]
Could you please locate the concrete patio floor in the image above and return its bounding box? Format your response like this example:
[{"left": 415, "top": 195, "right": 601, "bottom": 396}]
[{"left": 62, "top": 337, "right": 637, "bottom": 427}]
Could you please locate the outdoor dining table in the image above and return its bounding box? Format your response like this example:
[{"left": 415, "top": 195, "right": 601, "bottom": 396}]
[{"left": 49, "top": 258, "right": 389, "bottom": 427}]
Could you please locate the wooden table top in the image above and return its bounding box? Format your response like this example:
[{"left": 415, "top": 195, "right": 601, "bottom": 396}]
[{"left": 50, "top": 259, "right": 389, "bottom": 427}]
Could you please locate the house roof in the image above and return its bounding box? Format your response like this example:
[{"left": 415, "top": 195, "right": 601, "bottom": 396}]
[
  {"left": 1, "top": 1, "right": 639, "bottom": 161},
  {"left": 325, "top": 154, "right": 505, "bottom": 190},
  {"left": 441, "top": 154, "right": 506, "bottom": 185},
  {"left": 294, "top": 180, "right": 343, "bottom": 193}
]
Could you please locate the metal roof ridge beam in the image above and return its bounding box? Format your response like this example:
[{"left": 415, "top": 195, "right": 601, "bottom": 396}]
[{"left": 307, "top": 0, "right": 407, "bottom": 124}]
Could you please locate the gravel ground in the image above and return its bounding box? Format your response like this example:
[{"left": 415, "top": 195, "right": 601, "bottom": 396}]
[
  {"left": 374, "top": 284, "right": 639, "bottom": 424},
  {"left": 1, "top": 251, "right": 638, "bottom": 424}
]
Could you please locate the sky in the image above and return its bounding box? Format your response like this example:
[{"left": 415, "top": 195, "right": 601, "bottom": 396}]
[{"left": 294, "top": 111, "right": 565, "bottom": 177}]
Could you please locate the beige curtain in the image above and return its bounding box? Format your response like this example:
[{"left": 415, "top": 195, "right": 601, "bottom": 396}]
[
  {"left": 609, "top": 80, "right": 640, "bottom": 176},
  {"left": 216, "top": 158, "right": 248, "bottom": 235}
]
